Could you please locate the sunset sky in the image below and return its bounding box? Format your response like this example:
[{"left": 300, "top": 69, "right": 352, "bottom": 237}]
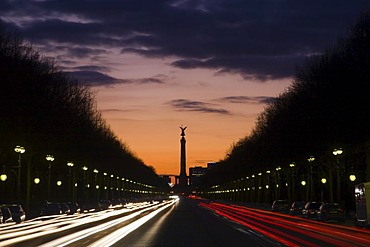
[{"left": 1, "top": 1, "right": 368, "bottom": 175}]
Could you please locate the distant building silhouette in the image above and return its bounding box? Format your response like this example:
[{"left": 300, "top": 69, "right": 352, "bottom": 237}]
[
  {"left": 207, "top": 162, "right": 218, "bottom": 169},
  {"left": 189, "top": 166, "right": 207, "bottom": 187}
]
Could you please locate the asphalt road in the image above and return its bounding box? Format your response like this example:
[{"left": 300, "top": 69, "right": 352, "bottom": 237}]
[
  {"left": 114, "top": 197, "right": 275, "bottom": 247},
  {"left": 2, "top": 198, "right": 366, "bottom": 246}
]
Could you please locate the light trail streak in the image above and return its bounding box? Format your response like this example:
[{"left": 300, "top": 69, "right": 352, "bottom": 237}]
[
  {"left": 88, "top": 198, "right": 179, "bottom": 247},
  {"left": 37, "top": 200, "right": 177, "bottom": 247},
  {"left": 0, "top": 213, "right": 90, "bottom": 237},
  {"left": 209, "top": 203, "right": 340, "bottom": 246},
  {"left": 207, "top": 203, "right": 315, "bottom": 247},
  {"left": 200, "top": 202, "right": 370, "bottom": 247},
  {"left": 220, "top": 203, "right": 370, "bottom": 246},
  {"left": 0, "top": 201, "right": 166, "bottom": 247}
]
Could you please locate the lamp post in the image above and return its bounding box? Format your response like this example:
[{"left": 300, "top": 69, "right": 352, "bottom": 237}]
[
  {"left": 307, "top": 156, "right": 315, "bottom": 201},
  {"left": 266, "top": 170, "right": 271, "bottom": 204},
  {"left": 275, "top": 166, "right": 281, "bottom": 200},
  {"left": 321, "top": 178, "right": 327, "bottom": 201},
  {"left": 333, "top": 148, "right": 343, "bottom": 202},
  {"left": 46, "top": 154, "right": 55, "bottom": 200},
  {"left": 93, "top": 169, "right": 99, "bottom": 200},
  {"left": 103, "top": 172, "right": 108, "bottom": 199},
  {"left": 289, "top": 163, "right": 295, "bottom": 202},
  {"left": 82, "top": 166, "right": 88, "bottom": 202},
  {"left": 14, "top": 146, "right": 25, "bottom": 201},
  {"left": 1, "top": 165, "right": 7, "bottom": 182},
  {"left": 67, "top": 162, "right": 74, "bottom": 201}
]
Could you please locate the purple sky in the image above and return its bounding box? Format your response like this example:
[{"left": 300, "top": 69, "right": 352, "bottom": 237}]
[{"left": 1, "top": 0, "right": 368, "bottom": 175}]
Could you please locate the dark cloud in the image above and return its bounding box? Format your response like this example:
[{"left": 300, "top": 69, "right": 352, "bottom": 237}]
[
  {"left": 171, "top": 56, "right": 300, "bottom": 80},
  {"left": 66, "top": 70, "right": 165, "bottom": 87},
  {"left": 101, "top": 108, "right": 135, "bottom": 113},
  {"left": 165, "top": 99, "right": 230, "bottom": 115},
  {"left": 72, "top": 65, "right": 112, "bottom": 73},
  {"left": 1, "top": 0, "right": 368, "bottom": 81},
  {"left": 66, "top": 70, "right": 123, "bottom": 86},
  {"left": 217, "top": 96, "right": 276, "bottom": 104}
]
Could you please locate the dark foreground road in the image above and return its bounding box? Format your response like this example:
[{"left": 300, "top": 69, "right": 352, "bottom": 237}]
[
  {"left": 114, "top": 197, "right": 272, "bottom": 247},
  {"left": 3, "top": 198, "right": 366, "bottom": 246}
]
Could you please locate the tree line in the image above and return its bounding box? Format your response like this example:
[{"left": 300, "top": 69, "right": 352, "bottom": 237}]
[
  {"left": 0, "top": 25, "right": 166, "bottom": 191},
  {"left": 203, "top": 10, "right": 370, "bottom": 187}
]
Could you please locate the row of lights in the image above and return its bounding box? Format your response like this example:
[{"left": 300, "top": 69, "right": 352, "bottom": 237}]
[
  {"left": 1, "top": 145, "right": 155, "bottom": 191},
  {"left": 210, "top": 148, "right": 357, "bottom": 193}
]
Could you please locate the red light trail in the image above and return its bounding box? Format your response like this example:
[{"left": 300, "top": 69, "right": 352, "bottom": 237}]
[{"left": 200, "top": 202, "right": 370, "bottom": 247}]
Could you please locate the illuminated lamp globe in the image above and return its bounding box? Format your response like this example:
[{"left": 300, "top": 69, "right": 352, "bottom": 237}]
[{"left": 0, "top": 174, "right": 7, "bottom": 181}]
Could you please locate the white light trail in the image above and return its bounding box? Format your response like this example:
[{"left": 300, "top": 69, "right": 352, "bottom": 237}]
[
  {"left": 89, "top": 198, "right": 179, "bottom": 247},
  {"left": 37, "top": 200, "right": 177, "bottom": 247},
  {"left": 0, "top": 201, "right": 164, "bottom": 247}
]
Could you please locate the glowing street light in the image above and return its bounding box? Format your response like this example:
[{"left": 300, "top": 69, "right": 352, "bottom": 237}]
[
  {"left": 332, "top": 148, "right": 343, "bottom": 156},
  {"left": 14, "top": 146, "right": 25, "bottom": 200},
  {"left": 332, "top": 148, "right": 343, "bottom": 201},
  {"left": 307, "top": 156, "right": 315, "bottom": 162},
  {"left": 34, "top": 177, "right": 40, "bottom": 184},
  {"left": 46, "top": 154, "right": 55, "bottom": 162},
  {"left": 14, "top": 146, "right": 26, "bottom": 154},
  {"left": 67, "top": 161, "right": 74, "bottom": 200},
  {"left": 0, "top": 173, "right": 7, "bottom": 182},
  {"left": 320, "top": 177, "right": 327, "bottom": 201},
  {"left": 349, "top": 174, "right": 356, "bottom": 182},
  {"left": 46, "top": 154, "right": 54, "bottom": 199}
]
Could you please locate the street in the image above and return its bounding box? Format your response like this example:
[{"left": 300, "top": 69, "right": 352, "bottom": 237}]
[
  {"left": 114, "top": 197, "right": 268, "bottom": 247},
  {"left": 1, "top": 197, "right": 370, "bottom": 247}
]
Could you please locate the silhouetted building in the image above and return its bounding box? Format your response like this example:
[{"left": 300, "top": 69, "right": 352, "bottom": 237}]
[
  {"left": 189, "top": 166, "right": 207, "bottom": 187},
  {"left": 207, "top": 162, "right": 218, "bottom": 169},
  {"left": 159, "top": 175, "right": 171, "bottom": 185}
]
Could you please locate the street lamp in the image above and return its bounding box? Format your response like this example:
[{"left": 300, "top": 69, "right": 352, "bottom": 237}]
[
  {"left": 67, "top": 162, "right": 74, "bottom": 200},
  {"left": 82, "top": 166, "right": 88, "bottom": 201},
  {"left": 289, "top": 162, "right": 296, "bottom": 202},
  {"left": 349, "top": 174, "right": 356, "bottom": 182},
  {"left": 46, "top": 154, "right": 55, "bottom": 200},
  {"left": 14, "top": 146, "right": 25, "bottom": 200},
  {"left": 93, "top": 169, "right": 99, "bottom": 200},
  {"left": 307, "top": 156, "right": 315, "bottom": 162},
  {"left": 332, "top": 148, "right": 343, "bottom": 201},
  {"left": 333, "top": 148, "right": 343, "bottom": 156},
  {"left": 321, "top": 177, "right": 327, "bottom": 201},
  {"left": 307, "top": 156, "right": 315, "bottom": 201},
  {"left": 82, "top": 166, "right": 88, "bottom": 186}
]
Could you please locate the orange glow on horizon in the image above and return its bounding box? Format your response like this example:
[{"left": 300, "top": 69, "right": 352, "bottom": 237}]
[{"left": 92, "top": 56, "right": 292, "bottom": 176}]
